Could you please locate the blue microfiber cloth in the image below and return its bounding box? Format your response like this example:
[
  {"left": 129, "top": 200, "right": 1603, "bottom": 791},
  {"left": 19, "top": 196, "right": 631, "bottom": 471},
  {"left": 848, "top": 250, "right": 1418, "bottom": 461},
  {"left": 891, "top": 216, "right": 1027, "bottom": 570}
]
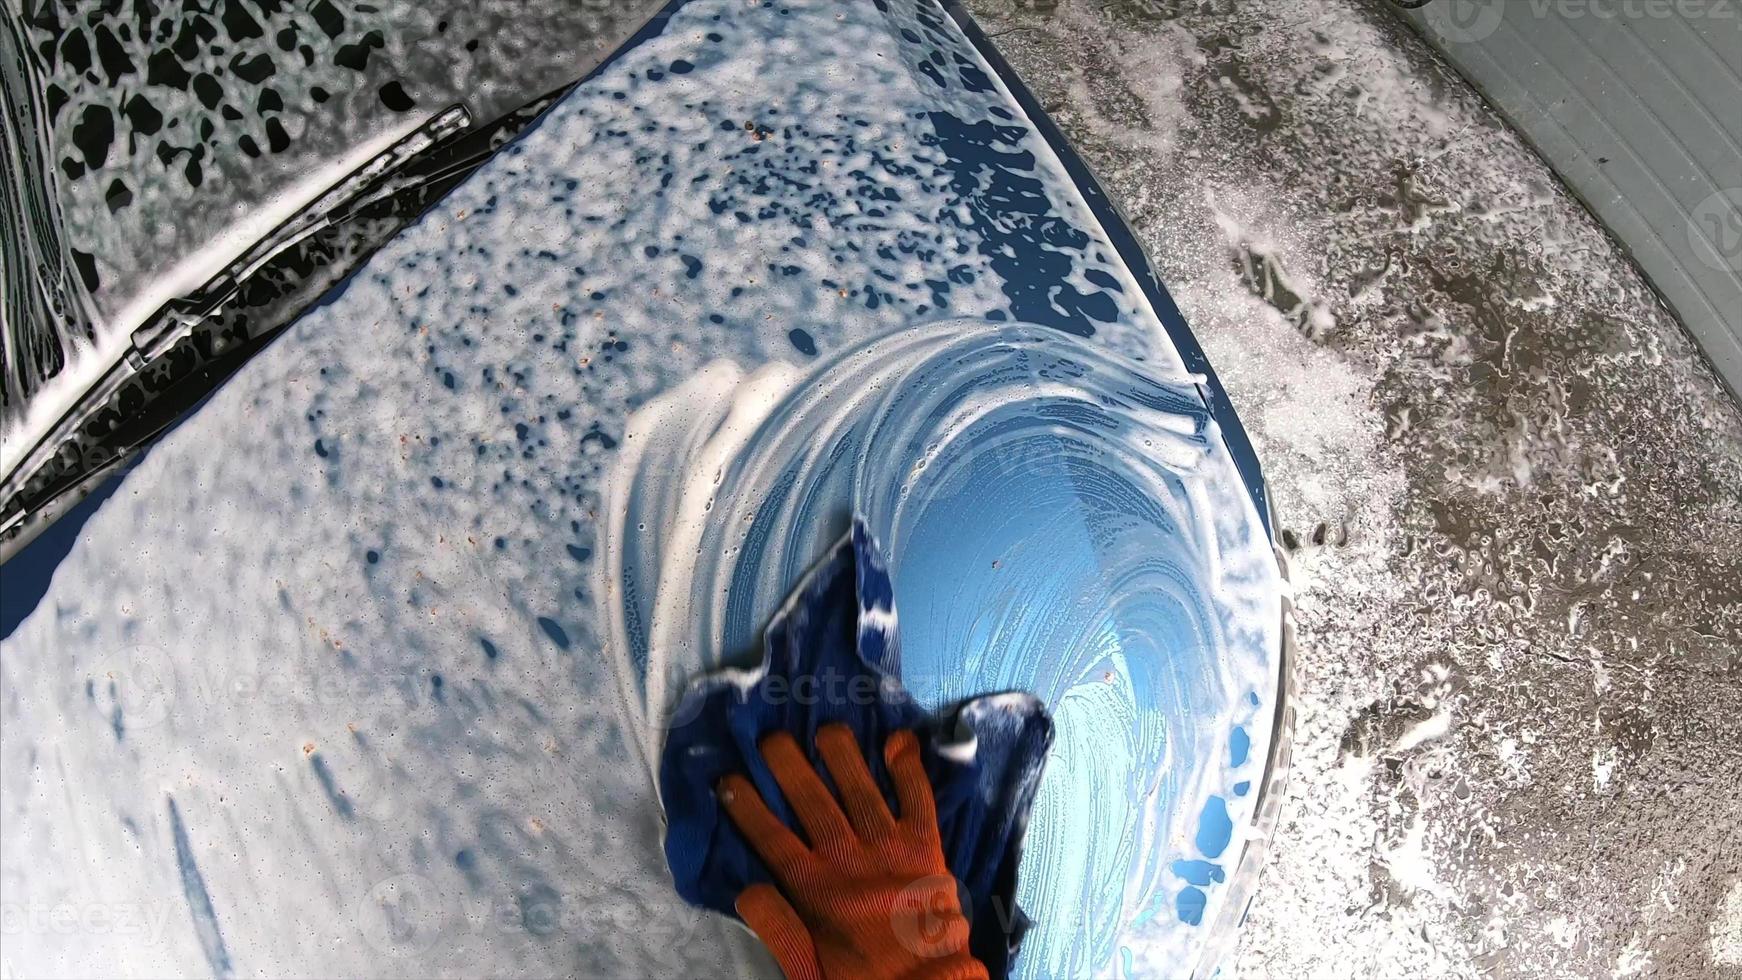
[{"left": 660, "top": 518, "right": 1054, "bottom": 976}]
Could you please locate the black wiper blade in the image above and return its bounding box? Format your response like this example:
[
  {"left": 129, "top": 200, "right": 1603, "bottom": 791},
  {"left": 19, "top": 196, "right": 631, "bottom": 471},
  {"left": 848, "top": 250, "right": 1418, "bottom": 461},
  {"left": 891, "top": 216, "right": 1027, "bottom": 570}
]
[{"left": 0, "top": 103, "right": 473, "bottom": 563}]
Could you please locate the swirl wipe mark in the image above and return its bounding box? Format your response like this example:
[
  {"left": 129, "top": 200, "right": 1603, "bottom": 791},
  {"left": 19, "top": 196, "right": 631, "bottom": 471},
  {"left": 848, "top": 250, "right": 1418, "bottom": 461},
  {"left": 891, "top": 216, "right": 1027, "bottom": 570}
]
[{"left": 601, "top": 319, "right": 1281, "bottom": 977}]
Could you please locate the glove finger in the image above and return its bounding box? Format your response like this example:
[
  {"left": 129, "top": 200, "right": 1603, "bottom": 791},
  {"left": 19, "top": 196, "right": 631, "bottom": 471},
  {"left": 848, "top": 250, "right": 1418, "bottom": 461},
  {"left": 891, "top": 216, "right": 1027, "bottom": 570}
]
[
  {"left": 884, "top": 729, "right": 938, "bottom": 832},
  {"left": 719, "top": 774, "right": 811, "bottom": 878},
  {"left": 816, "top": 723, "right": 898, "bottom": 839},
  {"left": 736, "top": 883, "right": 823, "bottom": 980},
  {"left": 759, "top": 731, "right": 855, "bottom": 850}
]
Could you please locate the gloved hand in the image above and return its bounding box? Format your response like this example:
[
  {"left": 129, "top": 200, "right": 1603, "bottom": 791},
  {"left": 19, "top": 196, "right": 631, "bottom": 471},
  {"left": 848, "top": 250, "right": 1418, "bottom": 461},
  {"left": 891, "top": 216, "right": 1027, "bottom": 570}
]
[{"left": 717, "top": 724, "right": 988, "bottom": 980}]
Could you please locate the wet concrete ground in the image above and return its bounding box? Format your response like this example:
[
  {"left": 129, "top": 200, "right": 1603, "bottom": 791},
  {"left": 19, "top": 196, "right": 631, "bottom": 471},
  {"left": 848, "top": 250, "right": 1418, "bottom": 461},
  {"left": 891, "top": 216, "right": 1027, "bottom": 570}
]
[{"left": 964, "top": 0, "right": 1742, "bottom": 975}]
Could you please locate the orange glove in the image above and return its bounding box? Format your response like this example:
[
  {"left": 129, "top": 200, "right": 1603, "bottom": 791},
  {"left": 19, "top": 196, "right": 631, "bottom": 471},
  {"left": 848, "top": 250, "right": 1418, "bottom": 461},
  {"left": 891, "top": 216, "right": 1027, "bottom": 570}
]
[{"left": 717, "top": 724, "right": 989, "bottom": 980}]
